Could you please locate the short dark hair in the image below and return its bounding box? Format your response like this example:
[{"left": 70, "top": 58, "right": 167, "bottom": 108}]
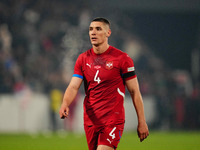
[{"left": 92, "top": 17, "right": 110, "bottom": 28}]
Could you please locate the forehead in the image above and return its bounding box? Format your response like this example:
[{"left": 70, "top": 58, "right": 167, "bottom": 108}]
[{"left": 89, "top": 21, "right": 107, "bottom": 28}]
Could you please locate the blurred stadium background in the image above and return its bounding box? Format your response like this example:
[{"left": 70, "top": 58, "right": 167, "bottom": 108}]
[{"left": 0, "top": 0, "right": 200, "bottom": 149}]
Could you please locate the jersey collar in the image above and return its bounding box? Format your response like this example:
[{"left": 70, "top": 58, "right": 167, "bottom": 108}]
[{"left": 91, "top": 46, "right": 112, "bottom": 56}]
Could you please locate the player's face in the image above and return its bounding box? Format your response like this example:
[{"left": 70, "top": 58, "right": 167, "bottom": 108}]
[{"left": 89, "top": 21, "right": 111, "bottom": 46}]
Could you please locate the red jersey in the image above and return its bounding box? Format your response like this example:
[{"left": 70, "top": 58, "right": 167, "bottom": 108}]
[{"left": 73, "top": 46, "right": 136, "bottom": 126}]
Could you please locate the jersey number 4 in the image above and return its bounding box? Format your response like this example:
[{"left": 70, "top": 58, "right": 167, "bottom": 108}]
[
  {"left": 94, "top": 70, "right": 101, "bottom": 84},
  {"left": 109, "top": 127, "right": 116, "bottom": 139}
]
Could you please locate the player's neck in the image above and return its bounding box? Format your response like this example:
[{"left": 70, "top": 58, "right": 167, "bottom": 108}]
[{"left": 92, "top": 43, "right": 110, "bottom": 54}]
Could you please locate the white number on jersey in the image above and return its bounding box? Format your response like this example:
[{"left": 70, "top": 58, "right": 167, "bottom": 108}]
[
  {"left": 94, "top": 70, "right": 101, "bottom": 84},
  {"left": 109, "top": 127, "right": 116, "bottom": 139}
]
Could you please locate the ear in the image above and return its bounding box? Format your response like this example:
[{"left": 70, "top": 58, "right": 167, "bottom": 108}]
[{"left": 106, "top": 29, "right": 111, "bottom": 37}]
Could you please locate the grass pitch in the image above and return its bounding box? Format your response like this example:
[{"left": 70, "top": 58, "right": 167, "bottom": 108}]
[{"left": 0, "top": 131, "right": 199, "bottom": 150}]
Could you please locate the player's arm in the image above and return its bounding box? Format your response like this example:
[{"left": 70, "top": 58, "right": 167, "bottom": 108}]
[
  {"left": 59, "top": 77, "right": 83, "bottom": 119},
  {"left": 125, "top": 77, "right": 149, "bottom": 142}
]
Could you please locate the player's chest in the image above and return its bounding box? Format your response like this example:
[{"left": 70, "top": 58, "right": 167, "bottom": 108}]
[{"left": 82, "top": 56, "right": 121, "bottom": 83}]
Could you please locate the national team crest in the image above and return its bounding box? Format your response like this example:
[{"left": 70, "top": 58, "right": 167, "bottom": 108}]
[{"left": 106, "top": 61, "right": 113, "bottom": 70}]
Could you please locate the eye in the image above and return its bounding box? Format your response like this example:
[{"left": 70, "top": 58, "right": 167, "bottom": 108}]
[
  {"left": 96, "top": 27, "right": 102, "bottom": 31},
  {"left": 89, "top": 27, "right": 93, "bottom": 31}
]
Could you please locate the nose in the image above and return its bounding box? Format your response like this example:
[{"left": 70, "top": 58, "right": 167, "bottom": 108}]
[{"left": 90, "top": 29, "right": 96, "bottom": 35}]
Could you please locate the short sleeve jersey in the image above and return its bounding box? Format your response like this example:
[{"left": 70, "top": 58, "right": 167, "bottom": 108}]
[{"left": 73, "top": 46, "right": 136, "bottom": 126}]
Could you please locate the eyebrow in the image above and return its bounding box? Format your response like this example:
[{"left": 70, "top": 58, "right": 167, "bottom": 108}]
[{"left": 89, "top": 26, "right": 102, "bottom": 30}]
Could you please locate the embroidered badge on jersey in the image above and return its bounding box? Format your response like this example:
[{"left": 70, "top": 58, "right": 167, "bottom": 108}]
[
  {"left": 106, "top": 61, "right": 113, "bottom": 70},
  {"left": 127, "top": 67, "right": 135, "bottom": 72},
  {"left": 94, "top": 65, "right": 101, "bottom": 69}
]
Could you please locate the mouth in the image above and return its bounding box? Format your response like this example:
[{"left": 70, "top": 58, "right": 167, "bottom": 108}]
[{"left": 91, "top": 37, "right": 97, "bottom": 41}]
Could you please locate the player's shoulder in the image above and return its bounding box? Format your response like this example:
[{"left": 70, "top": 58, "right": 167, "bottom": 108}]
[{"left": 110, "top": 46, "right": 130, "bottom": 58}]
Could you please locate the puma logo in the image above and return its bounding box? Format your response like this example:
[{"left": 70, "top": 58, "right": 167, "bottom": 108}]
[
  {"left": 86, "top": 63, "right": 91, "bottom": 68},
  {"left": 107, "top": 138, "right": 112, "bottom": 144}
]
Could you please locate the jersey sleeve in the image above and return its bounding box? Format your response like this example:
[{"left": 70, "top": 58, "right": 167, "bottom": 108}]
[
  {"left": 121, "top": 53, "right": 137, "bottom": 81},
  {"left": 72, "top": 54, "right": 84, "bottom": 79}
]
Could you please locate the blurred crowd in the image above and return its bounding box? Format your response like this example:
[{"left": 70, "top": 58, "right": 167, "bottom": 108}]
[{"left": 0, "top": 0, "right": 199, "bottom": 130}]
